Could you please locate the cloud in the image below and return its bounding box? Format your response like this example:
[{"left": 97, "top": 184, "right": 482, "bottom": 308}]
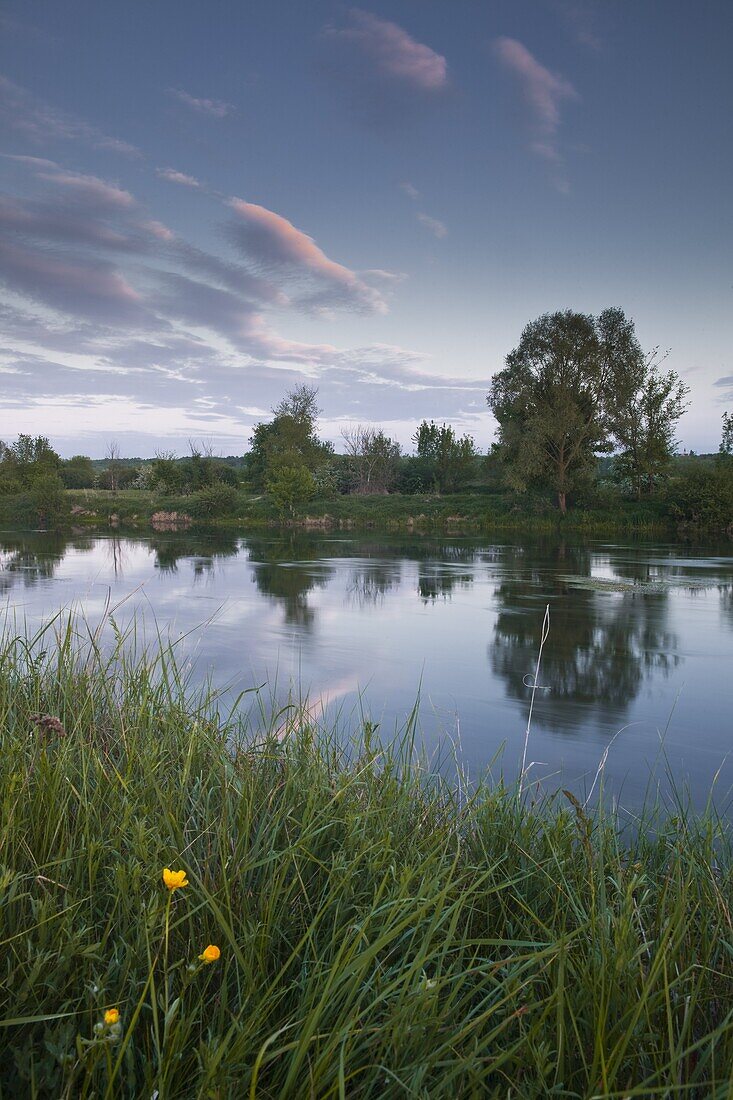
[
  {"left": 0, "top": 194, "right": 148, "bottom": 252},
  {"left": 0, "top": 75, "right": 141, "bottom": 156},
  {"left": 168, "top": 88, "right": 234, "bottom": 118},
  {"left": 156, "top": 166, "right": 201, "bottom": 188},
  {"left": 325, "top": 9, "right": 447, "bottom": 91},
  {"left": 0, "top": 238, "right": 150, "bottom": 326},
  {"left": 400, "top": 181, "right": 420, "bottom": 200},
  {"left": 320, "top": 9, "right": 448, "bottom": 127},
  {"left": 227, "top": 198, "right": 387, "bottom": 314},
  {"left": 37, "top": 169, "right": 135, "bottom": 209},
  {"left": 416, "top": 212, "right": 447, "bottom": 238},
  {"left": 494, "top": 37, "right": 578, "bottom": 189}
]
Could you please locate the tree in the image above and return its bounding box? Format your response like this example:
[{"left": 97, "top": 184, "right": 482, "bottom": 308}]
[
  {"left": 31, "top": 473, "right": 67, "bottom": 529},
  {"left": 60, "top": 455, "right": 96, "bottom": 489},
  {"left": 341, "top": 425, "right": 401, "bottom": 494},
  {"left": 611, "top": 349, "right": 689, "bottom": 497},
  {"left": 487, "top": 309, "right": 642, "bottom": 513},
  {"left": 105, "top": 441, "right": 121, "bottom": 496},
  {"left": 247, "top": 385, "right": 332, "bottom": 490},
  {"left": 266, "top": 465, "right": 316, "bottom": 516},
  {"left": 412, "top": 421, "right": 478, "bottom": 493},
  {"left": 721, "top": 412, "right": 733, "bottom": 456}
]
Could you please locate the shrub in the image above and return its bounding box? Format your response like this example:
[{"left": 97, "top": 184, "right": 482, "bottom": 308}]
[{"left": 185, "top": 484, "right": 238, "bottom": 519}]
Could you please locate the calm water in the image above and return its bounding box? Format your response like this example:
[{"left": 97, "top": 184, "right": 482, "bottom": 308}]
[{"left": 2, "top": 528, "right": 733, "bottom": 809}]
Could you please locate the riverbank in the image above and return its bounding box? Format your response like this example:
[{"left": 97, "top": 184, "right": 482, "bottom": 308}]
[
  {"left": 2, "top": 623, "right": 733, "bottom": 1096},
  {"left": 0, "top": 486, "right": 676, "bottom": 536}
]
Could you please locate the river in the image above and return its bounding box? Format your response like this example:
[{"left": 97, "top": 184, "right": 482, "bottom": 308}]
[{"left": 2, "top": 528, "right": 732, "bottom": 810}]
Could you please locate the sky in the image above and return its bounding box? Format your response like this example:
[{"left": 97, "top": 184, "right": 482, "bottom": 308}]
[{"left": 0, "top": 0, "right": 731, "bottom": 458}]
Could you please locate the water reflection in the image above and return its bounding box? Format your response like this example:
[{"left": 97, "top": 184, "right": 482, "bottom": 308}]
[
  {"left": 1, "top": 527, "right": 733, "bottom": 808},
  {"left": 489, "top": 543, "right": 680, "bottom": 733},
  {"left": 151, "top": 532, "right": 240, "bottom": 577},
  {"left": 0, "top": 531, "right": 85, "bottom": 593},
  {"left": 249, "top": 536, "right": 334, "bottom": 629}
]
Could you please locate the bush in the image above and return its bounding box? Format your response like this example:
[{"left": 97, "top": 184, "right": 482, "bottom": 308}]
[
  {"left": 267, "top": 464, "right": 316, "bottom": 515},
  {"left": 30, "top": 473, "right": 68, "bottom": 528},
  {"left": 185, "top": 484, "right": 238, "bottom": 519},
  {"left": 665, "top": 460, "right": 733, "bottom": 532}
]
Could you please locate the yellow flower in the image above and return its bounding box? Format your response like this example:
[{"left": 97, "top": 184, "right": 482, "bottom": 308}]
[
  {"left": 162, "top": 867, "right": 189, "bottom": 891},
  {"left": 198, "top": 944, "right": 221, "bottom": 964},
  {"left": 104, "top": 1008, "right": 120, "bottom": 1026}
]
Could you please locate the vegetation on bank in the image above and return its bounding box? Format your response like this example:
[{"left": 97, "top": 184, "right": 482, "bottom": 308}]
[
  {"left": 2, "top": 302, "right": 733, "bottom": 536},
  {"left": 1, "top": 622, "right": 733, "bottom": 1096}
]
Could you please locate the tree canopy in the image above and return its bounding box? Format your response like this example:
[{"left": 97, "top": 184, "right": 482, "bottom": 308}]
[{"left": 487, "top": 308, "right": 686, "bottom": 512}]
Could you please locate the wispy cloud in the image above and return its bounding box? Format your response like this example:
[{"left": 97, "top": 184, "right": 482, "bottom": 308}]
[
  {"left": 416, "top": 212, "right": 447, "bottom": 238},
  {"left": 325, "top": 9, "right": 448, "bottom": 91},
  {"left": 493, "top": 37, "right": 578, "bottom": 190},
  {"left": 0, "top": 75, "right": 141, "bottom": 156},
  {"left": 0, "top": 238, "right": 149, "bottom": 326},
  {"left": 37, "top": 169, "right": 135, "bottom": 209},
  {"left": 320, "top": 9, "right": 448, "bottom": 127},
  {"left": 400, "top": 181, "right": 420, "bottom": 200},
  {"left": 227, "top": 198, "right": 388, "bottom": 314},
  {"left": 156, "top": 166, "right": 202, "bottom": 188},
  {"left": 168, "top": 88, "right": 234, "bottom": 118}
]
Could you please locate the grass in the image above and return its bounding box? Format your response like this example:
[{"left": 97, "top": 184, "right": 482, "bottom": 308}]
[
  {"left": 55, "top": 487, "right": 672, "bottom": 537},
  {"left": 2, "top": 619, "right": 733, "bottom": 1097}
]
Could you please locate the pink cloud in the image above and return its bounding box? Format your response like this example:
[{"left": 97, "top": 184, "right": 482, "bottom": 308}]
[
  {"left": 0, "top": 238, "right": 146, "bottom": 325},
  {"left": 157, "top": 167, "right": 201, "bottom": 188},
  {"left": 141, "top": 219, "right": 175, "bottom": 241},
  {"left": 494, "top": 37, "right": 578, "bottom": 187},
  {"left": 38, "top": 170, "right": 136, "bottom": 209},
  {"left": 325, "top": 9, "right": 447, "bottom": 91},
  {"left": 228, "top": 198, "right": 387, "bottom": 314}
]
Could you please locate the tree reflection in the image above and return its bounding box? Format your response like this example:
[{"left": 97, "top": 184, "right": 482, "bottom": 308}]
[
  {"left": 247, "top": 536, "right": 334, "bottom": 629},
  {"left": 150, "top": 533, "right": 240, "bottom": 576},
  {"left": 346, "top": 559, "right": 401, "bottom": 606},
  {"left": 489, "top": 543, "right": 679, "bottom": 732},
  {"left": 417, "top": 562, "right": 473, "bottom": 602},
  {"left": 0, "top": 532, "right": 81, "bottom": 592}
]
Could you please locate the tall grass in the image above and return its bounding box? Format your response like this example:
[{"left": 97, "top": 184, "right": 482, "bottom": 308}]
[{"left": 1, "top": 618, "right": 733, "bottom": 1097}]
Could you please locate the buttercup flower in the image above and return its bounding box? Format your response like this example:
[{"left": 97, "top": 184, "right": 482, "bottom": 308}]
[
  {"left": 104, "top": 1008, "right": 120, "bottom": 1026},
  {"left": 162, "top": 868, "right": 189, "bottom": 891},
  {"left": 198, "top": 944, "right": 221, "bottom": 964}
]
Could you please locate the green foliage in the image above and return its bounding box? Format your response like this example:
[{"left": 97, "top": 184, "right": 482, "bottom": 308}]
[
  {"left": 0, "top": 435, "right": 62, "bottom": 495},
  {"left": 488, "top": 309, "right": 643, "bottom": 512},
  {"left": 412, "top": 420, "right": 478, "bottom": 493},
  {"left": 147, "top": 446, "right": 235, "bottom": 496},
  {"left": 266, "top": 464, "right": 316, "bottom": 515},
  {"left": 60, "top": 455, "right": 96, "bottom": 490},
  {"left": 30, "top": 472, "right": 68, "bottom": 529},
  {"left": 2, "top": 623, "right": 733, "bottom": 1096},
  {"left": 666, "top": 458, "right": 733, "bottom": 532},
  {"left": 185, "top": 484, "right": 238, "bottom": 519},
  {"left": 612, "top": 350, "right": 689, "bottom": 496},
  {"left": 720, "top": 411, "right": 733, "bottom": 456},
  {"left": 247, "top": 385, "right": 332, "bottom": 490}
]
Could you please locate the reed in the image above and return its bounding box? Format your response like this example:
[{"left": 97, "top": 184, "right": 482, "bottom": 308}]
[{"left": 1, "top": 617, "right": 732, "bottom": 1097}]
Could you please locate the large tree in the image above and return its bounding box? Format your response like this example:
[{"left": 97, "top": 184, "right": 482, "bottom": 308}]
[
  {"left": 487, "top": 308, "right": 644, "bottom": 513},
  {"left": 247, "top": 385, "right": 332, "bottom": 491}
]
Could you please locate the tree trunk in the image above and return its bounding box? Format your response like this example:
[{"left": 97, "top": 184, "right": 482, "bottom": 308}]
[{"left": 558, "top": 491, "right": 567, "bottom": 514}]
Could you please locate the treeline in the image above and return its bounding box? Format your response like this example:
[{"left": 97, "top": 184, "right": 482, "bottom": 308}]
[{"left": 3, "top": 307, "right": 733, "bottom": 532}]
